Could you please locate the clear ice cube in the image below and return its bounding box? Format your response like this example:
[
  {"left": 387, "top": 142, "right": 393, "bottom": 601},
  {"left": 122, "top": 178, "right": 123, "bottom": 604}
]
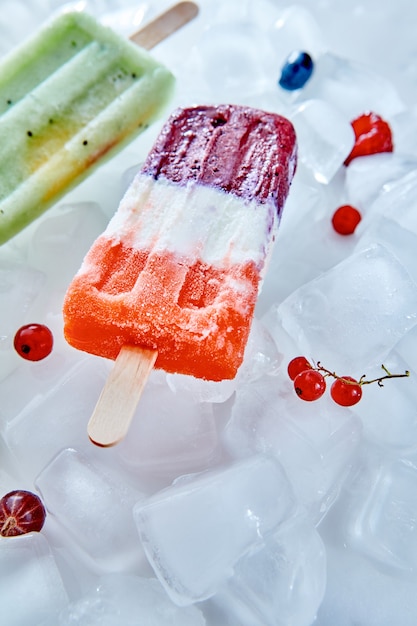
[
  {"left": 35, "top": 448, "right": 144, "bottom": 573},
  {"left": 223, "top": 375, "right": 362, "bottom": 522},
  {"left": 236, "top": 317, "right": 283, "bottom": 382},
  {"left": 351, "top": 355, "right": 417, "bottom": 453},
  {"left": 166, "top": 371, "right": 236, "bottom": 404},
  {"left": 290, "top": 98, "right": 355, "bottom": 183},
  {"left": 271, "top": 5, "right": 327, "bottom": 69},
  {"left": 211, "top": 517, "right": 326, "bottom": 626},
  {"left": 347, "top": 457, "right": 417, "bottom": 574},
  {"left": 364, "top": 169, "right": 417, "bottom": 234},
  {"left": 57, "top": 574, "right": 206, "bottom": 626},
  {"left": 27, "top": 202, "right": 108, "bottom": 290},
  {"left": 133, "top": 455, "right": 296, "bottom": 605},
  {"left": 293, "top": 52, "right": 405, "bottom": 119},
  {"left": 345, "top": 153, "right": 417, "bottom": 212},
  {"left": 355, "top": 215, "right": 417, "bottom": 286},
  {"left": 316, "top": 542, "right": 417, "bottom": 626},
  {"left": 275, "top": 244, "right": 417, "bottom": 372},
  {"left": 390, "top": 107, "right": 417, "bottom": 157},
  {"left": 3, "top": 357, "right": 110, "bottom": 480},
  {"left": 0, "top": 261, "right": 45, "bottom": 380},
  {"left": 0, "top": 532, "right": 68, "bottom": 625},
  {"left": 117, "top": 374, "right": 219, "bottom": 479},
  {"left": 197, "top": 22, "right": 274, "bottom": 100}
]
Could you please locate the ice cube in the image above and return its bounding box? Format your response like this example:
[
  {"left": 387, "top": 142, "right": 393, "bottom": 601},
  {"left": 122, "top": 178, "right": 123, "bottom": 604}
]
[
  {"left": 0, "top": 532, "right": 68, "bottom": 625},
  {"left": 271, "top": 5, "right": 327, "bottom": 70},
  {"left": 355, "top": 215, "right": 417, "bottom": 285},
  {"left": 57, "top": 574, "right": 206, "bottom": 626},
  {"left": 197, "top": 22, "right": 274, "bottom": 100},
  {"left": 390, "top": 107, "right": 417, "bottom": 157},
  {"left": 260, "top": 178, "right": 360, "bottom": 314},
  {"left": 223, "top": 375, "right": 362, "bottom": 522},
  {"left": 236, "top": 317, "right": 283, "bottom": 383},
  {"left": 290, "top": 98, "right": 355, "bottom": 183},
  {"left": 116, "top": 375, "right": 219, "bottom": 479},
  {"left": 27, "top": 202, "right": 108, "bottom": 290},
  {"left": 293, "top": 52, "right": 405, "bottom": 119},
  {"left": 133, "top": 455, "right": 296, "bottom": 605},
  {"left": 271, "top": 174, "right": 324, "bottom": 238},
  {"left": 0, "top": 436, "right": 21, "bottom": 492},
  {"left": 0, "top": 341, "right": 79, "bottom": 425},
  {"left": 363, "top": 169, "right": 417, "bottom": 234},
  {"left": 316, "top": 542, "right": 417, "bottom": 626},
  {"left": 346, "top": 456, "right": 417, "bottom": 574},
  {"left": 35, "top": 448, "right": 144, "bottom": 573},
  {"left": 345, "top": 153, "right": 417, "bottom": 212},
  {"left": 350, "top": 355, "right": 417, "bottom": 453},
  {"left": 210, "top": 516, "right": 326, "bottom": 626},
  {"left": 395, "top": 323, "right": 417, "bottom": 377},
  {"left": 0, "top": 261, "right": 45, "bottom": 381},
  {"left": 257, "top": 179, "right": 330, "bottom": 311},
  {"left": 2, "top": 357, "right": 110, "bottom": 480},
  {"left": 166, "top": 371, "right": 236, "bottom": 404},
  {"left": 275, "top": 244, "right": 417, "bottom": 372}
]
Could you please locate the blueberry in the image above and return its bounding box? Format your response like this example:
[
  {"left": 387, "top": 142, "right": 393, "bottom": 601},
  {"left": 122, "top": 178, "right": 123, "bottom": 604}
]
[{"left": 278, "top": 51, "right": 314, "bottom": 91}]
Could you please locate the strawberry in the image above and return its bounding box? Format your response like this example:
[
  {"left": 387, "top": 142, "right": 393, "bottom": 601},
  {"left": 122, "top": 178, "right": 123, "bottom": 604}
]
[{"left": 344, "top": 112, "right": 393, "bottom": 165}]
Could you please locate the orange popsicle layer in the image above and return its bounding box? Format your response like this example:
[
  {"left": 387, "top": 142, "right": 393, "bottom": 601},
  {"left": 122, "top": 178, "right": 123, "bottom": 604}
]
[{"left": 64, "top": 240, "right": 259, "bottom": 380}]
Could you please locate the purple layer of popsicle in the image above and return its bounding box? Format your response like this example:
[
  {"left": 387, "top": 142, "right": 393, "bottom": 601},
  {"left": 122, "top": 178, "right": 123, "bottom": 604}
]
[{"left": 141, "top": 105, "right": 297, "bottom": 217}]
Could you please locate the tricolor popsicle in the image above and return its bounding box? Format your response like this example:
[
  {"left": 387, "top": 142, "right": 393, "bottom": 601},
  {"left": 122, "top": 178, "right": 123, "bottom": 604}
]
[
  {"left": 63, "top": 104, "right": 297, "bottom": 445},
  {"left": 0, "top": 3, "right": 198, "bottom": 245}
]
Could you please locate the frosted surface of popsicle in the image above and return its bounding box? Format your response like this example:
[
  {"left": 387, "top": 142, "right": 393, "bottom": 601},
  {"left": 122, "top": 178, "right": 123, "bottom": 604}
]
[
  {"left": 63, "top": 105, "right": 297, "bottom": 380},
  {"left": 0, "top": 10, "right": 175, "bottom": 244}
]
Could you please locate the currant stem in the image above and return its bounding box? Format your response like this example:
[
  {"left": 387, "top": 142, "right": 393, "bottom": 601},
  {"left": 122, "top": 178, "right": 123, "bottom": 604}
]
[
  {"left": 315, "top": 362, "right": 409, "bottom": 387},
  {"left": 359, "top": 365, "right": 410, "bottom": 387}
]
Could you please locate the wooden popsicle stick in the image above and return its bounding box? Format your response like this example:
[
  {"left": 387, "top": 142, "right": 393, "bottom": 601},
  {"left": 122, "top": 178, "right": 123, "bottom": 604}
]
[
  {"left": 130, "top": 1, "right": 199, "bottom": 50},
  {"left": 88, "top": 346, "right": 158, "bottom": 447}
]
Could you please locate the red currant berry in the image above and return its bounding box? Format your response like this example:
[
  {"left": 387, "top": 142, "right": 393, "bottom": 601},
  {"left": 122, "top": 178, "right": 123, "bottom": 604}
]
[
  {"left": 0, "top": 490, "right": 46, "bottom": 537},
  {"left": 287, "top": 356, "right": 312, "bottom": 381},
  {"left": 294, "top": 369, "right": 326, "bottom": 401},
  {"left": 14, "top": 323, "right": 53, "bottom": 361},
  {"left": 330, "top": 376, "right": 363, "bottom": 407},
  {"left": 344, "top": 112, "right": 393, "bottom": 166},
  {"left": 332, "top": 205, "right": 362, "bottom": 235}
]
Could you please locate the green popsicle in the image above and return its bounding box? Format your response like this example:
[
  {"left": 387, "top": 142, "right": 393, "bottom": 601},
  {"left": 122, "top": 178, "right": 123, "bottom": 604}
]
[{"left": 0, "top": 3, "right": 197, "bottom": 244}]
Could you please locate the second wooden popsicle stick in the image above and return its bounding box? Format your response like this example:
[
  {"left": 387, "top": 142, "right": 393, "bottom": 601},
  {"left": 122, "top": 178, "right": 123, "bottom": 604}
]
[
  {"left": 88, "top": 346, "right": 158, "bottom": 447},
  {"left": 130, "top": 1, "right": 199, "bottom": 50}
]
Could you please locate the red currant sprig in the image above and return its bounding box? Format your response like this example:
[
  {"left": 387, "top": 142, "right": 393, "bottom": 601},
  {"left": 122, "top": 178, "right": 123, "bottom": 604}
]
[{"left": 287, "top": 357, "right": 409, "bottom": 406}]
